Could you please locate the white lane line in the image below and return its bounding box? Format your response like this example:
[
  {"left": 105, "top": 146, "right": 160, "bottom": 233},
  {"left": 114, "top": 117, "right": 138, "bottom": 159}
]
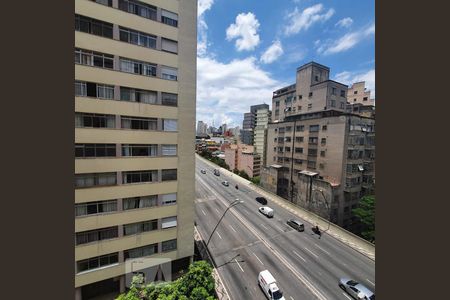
[
  {"left": 229, "top": 225, "right": 237, "bottom": 233},
  {"left": 217, "top": 232, "right": 222, "bottom": 239},
  {"left": 292, "top": 250, "right": 306, "bottom": 262},
  {"left": 215, "top": 208, "right": 220, "bottom": 214},
  {"left": 242, "top": 208, "right": 250, "bottom": 215},
  {"left": 253, "top": 252, "right": 264, "bottom": 265},
  {"left": 260, "top": 224, "right": 268, "bottom": 230},
  {"left": 235, "top": 259, "right": 244, "bottom": 272},
  {"left": 314, "top": 243, "right": 331, "bottom": 255},
  {"left": 366, "top": 279, "right": 375, "bottom": 286},
  {"left": 290, "top": 297, "right": 294, "bottom": 300},
  {"left": 342, "top": 292, "right": 352, "bottom": 300},
  {"left": 304, "top": 247, "right": 319, "bottom": 258},
  {"left": 201, "top": 209, "right": 206, "bottom": 216}
]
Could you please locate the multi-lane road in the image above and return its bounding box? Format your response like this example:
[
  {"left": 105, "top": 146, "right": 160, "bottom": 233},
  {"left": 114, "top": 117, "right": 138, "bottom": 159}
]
[{"left": 195, "top": 156, "right": 375, "bottom": 300}]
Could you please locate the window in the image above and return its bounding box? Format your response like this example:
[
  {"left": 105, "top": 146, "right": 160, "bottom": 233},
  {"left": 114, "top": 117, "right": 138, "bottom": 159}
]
[
  {"left": 75, "top": 81, "right": 87, "bottom": 96},
  {"left": 76, "top": 144, "right": 116, "bottom": 158},
  {"left": 121, "top": 116, "right": 157, "bottom": 130},
  {"left": 76, "top": 226, "right": 118, "bottom": 245},
  {"left": 161, "top": 193, "right": 177, "bottom": 205},
  {"left": 163, "top": 119, "right": 178, "bottom": 131},
  {"left": 295, "top": 137, "right": 304, "bottom": 143},
  {"left": 161, "top": 10, "right": 178, "bottom": 27},
  {"left": 120, "top": 58, "right": 157, "bottom": 77},
  {"left": 308, "top": 149, "right": 317, "bottom": 157},
  {"left": 309, "top": 92, "right": 313, "bottom": 97},
  {"left": 161, "top": 216, "right": 177, "bottom": 229},
  {"left": 161, "top": 93, "right": 178, "bottom": 106},
  {"left": 307, "top": 161, "right": 316, "bottom": 169},
  {"left": 319, "top": 163, "right": 325, "bottom": 169},
  {"left": 77, "top": 253, "right": 118, "bottom": 273},
  {"left": 309, "top": 125, "right": 320, "bottom": 132},
  {"left": 353, "top": 98, "right": 357, "bottom": 102},
  {"left": 354, "top": 91, "right": 358, "bottom": 94},
  {"left": 119, "top": 0, "right": 157, "bottom": 21},
  {"left": 123, "top": 195, "right": 158, "bottom": 210},
  {"left": 162, "top": 145, "right": 177, "bottom": 156},
  {"left": 295, "top": 147, "right": 303, "bottom": 153},
  {"left": 340, "top": 102, "right": 345, "bottom": 109},
  {"left": 123, "top": 170, "right": 157, "bottom": 184},
  {"left": 161, "top": 66, "right": 178, "bottom": 81},
  {"left": 285, "top": 126, "right": 292, "bottom": 132},
  {"left": 307, "top": 103, "right": 312, "bottom": 109},
  {"left": 275, "top": 101, "right": 280, "bottom": 107},
  {"left": 363, "top": 97, "right": 368, "bottom": 101},
  {"left": 162, "top": 169, "right": 177, "bottom": 181},
  {"left": 75, "top": 15, "right": 113, "bottom": 38},
  {"left": 120, "top": 87, "right": 157, "bottom": 104},
  {"left": 315, "top": 75, "right": 319, "bottom": 82},
  {"left": 75, "top": 48, "right": 114, "bottom": 69},
  {"left": 96, "top": 84, "right": 115, "bottom": 99},
  {"left": 294, "top": 159, "right": 302, "bottom": 165},
  {"left": 285, "top": 137, "right": 291, "bottom": 142},
  {"left": 162, "top": 239, "right": 177, "bottom": 252},
  {"left": 299, "top": 95, "right": 303, "bottom": 100},
  {"left": 330, "top": 100, "right": 336, "bottom": 107},
  {"left": 122, "top": 144, "right": 157, "bottom": 156},
  {"left": 124, "top": 244, "right": 158, "bottom": 260},
  {"left": 161, "top": 38, "right": 178, "bottom": 53},
  {"left": 320, "top": 150, "right": 326, "bottom": 157},
  {"left": 340, "top": 90, "right": 346, "bottom": 97},
  {"left": 321, "top": 138, "right": 326, "bottom": 145},
  {"left": 92, "top": 0, "right": 112, "bottom": 6},
  {"left": 285, "top": 147, "right": 291, "bottom": 152},
  {"left": 75, "top": 200, "right": 117, "bottom": 217},
  {"left": 296, "top": 125, "right": 304, "bottom": 131},
  {"left": 124, "top": 220, "right": 158, "bottom": 236},
  {"left": 119, "top": 27, "right": 156, "bottom": 49},
  {"left": 75, "top": 172, "right": 116, "bottom": 188},
  {"left": 298, "top": 105, "right": 302, "bottom": 111},
  {"left": 332, "top": 87, "right": 337, "bottom": 95},
  {"left": 309, "top": 137, "right": 318, "bottom": 144},
  {"left": 322, "top": 125, "right": 327, "bottom": 131}
]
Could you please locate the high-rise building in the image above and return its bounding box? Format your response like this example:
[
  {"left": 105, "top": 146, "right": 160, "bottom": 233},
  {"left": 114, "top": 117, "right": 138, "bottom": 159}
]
[
  {"left": 254, "top": 107, "right": 271, "bottom": 167},
  {"left": 240, "top": 104, "right": 269, "bottom": 145},
  {"left": 75, "top": 0, "right": 196, "bottom": 299},
  {"left": 224, "top": 144, "right": 261, "bottom": 178},
  {"left": 196, "top": 120, "right": 207, "bottom": 135},
  {"left": 261, "top": 62, "right": 375, "bottom": 231}
]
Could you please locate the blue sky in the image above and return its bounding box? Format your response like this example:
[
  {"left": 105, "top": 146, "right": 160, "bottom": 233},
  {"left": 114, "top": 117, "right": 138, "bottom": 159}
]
[{"left": 196, "top": 0, "right": 375, "bottom": 128}]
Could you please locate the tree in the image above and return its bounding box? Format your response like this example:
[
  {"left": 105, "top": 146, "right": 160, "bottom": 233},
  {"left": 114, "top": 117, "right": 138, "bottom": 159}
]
[
  {"left": 352, "top": 195, "right": 375, "bottom": 242},
  {"left": 238, "top": 170, "right": 250, "bottom": 180},
  {"left": 250, "top": 176, "right": 260, "bottom": 185}
]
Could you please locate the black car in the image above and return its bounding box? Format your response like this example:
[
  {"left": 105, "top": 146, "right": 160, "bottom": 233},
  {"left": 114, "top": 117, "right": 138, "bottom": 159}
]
[{"left": 255, "top": 197, "right": 267, "bottom": 205}]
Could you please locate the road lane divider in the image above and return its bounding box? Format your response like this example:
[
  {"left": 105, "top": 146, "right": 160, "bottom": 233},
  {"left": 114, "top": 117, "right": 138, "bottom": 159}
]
[
  {"left": 314, "top": 243, "right": 331, "bottom": 255},
  {"left": 235, "top": 259, "right": 245, "bottom": 272},
  {"left": 292, "top": 250, "right": 307, "bottom": 262},
  {"left": 253, "top": 252, "right": 264, "bottom": 266},
  {"left": 304, "top": 247, "right": 319, "bottom": 258}
]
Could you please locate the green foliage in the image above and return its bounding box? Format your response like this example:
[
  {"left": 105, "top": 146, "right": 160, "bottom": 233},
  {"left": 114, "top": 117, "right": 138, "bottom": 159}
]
[
  {"left": 352, "top": 195, "right": 375, "bottom": 242},
  {"left": 250, "top": 176, "right": 260, "bottom": 185},
  {"left": 238, "top": 170, "right": 250, "bottom": 180},
  {"left": 115, "top": 261, "right": 216, "bottom": 300},
  {"left": 233, "top": 169, "right": 239, "bottom": 174}
]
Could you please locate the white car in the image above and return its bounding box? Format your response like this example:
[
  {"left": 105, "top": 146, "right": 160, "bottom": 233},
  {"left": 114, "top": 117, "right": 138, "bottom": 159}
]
[
  {"left": 222, "top": 181, "right": 229, "bottom": 186},
  {"left": 259, "top": 206, "right": 274, "bottom": 218}
]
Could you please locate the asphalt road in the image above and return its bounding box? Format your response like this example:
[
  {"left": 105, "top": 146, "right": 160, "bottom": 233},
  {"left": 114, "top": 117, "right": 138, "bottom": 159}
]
[{"left": 195, "top": 156, "right": 375, "bottom": 300}]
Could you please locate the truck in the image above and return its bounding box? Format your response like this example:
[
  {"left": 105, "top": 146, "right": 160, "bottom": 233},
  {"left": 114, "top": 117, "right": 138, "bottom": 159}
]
[{"left": 258, "top": 270, "right": 285, "bottom": 300}]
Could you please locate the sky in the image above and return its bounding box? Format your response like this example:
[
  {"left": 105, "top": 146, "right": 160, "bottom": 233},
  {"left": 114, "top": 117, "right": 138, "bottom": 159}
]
[{"left": 196, "top": 0, "right": 375, "bottom": 128}]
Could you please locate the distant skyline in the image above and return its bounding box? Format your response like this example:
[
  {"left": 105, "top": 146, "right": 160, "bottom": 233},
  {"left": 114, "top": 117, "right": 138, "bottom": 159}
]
[{"left": 196, "top": 0, "right": 375, "bottom": 127}]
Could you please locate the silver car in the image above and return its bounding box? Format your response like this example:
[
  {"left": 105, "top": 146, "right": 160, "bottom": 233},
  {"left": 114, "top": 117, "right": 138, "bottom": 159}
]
[{"left": 339, "top": 278, "right": 375, "bottom": 300}]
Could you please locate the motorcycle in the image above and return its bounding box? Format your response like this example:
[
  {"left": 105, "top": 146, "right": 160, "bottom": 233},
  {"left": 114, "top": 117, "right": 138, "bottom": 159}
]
[
  {"left": 312, "top": 226, "right": 321, "bottom": 237},
  {"left": 235, "top": 184, "right": 239, "bottom": 190}
]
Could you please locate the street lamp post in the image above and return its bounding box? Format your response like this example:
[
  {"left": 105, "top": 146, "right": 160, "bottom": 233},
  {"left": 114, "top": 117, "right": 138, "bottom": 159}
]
[
  {"left": 205, "top": 199, "right": 244, "bottom": 249},
  {"left": 313, "top": 188, "right": 332, "bottom": 231}
]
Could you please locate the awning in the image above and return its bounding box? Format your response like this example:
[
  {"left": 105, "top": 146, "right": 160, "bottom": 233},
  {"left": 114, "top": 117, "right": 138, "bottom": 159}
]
[{"left": 299, "top": 170, "right": 319, "bottom": 176}]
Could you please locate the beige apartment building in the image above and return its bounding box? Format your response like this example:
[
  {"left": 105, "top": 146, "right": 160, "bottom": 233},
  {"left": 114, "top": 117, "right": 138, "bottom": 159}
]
[
  {"left": 74, "top": 0, "right": 196, "bottom": 299},
  {"left": 347, "top": 81, "right": 375, "bottom": 106},
  {"left": 224, "top": 144, "right": 261, "bottom": 178},
  {"left": 261, "top": 62, "right": 375, "bottom": 230}
]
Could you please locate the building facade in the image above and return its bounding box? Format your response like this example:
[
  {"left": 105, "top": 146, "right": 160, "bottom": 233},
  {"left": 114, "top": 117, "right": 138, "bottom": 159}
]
[
  {"left": 347, "top": 81, "right": 375, "bottom": 106},
  {"left": 240, "top": 104, "right": 269, "bottom": 145},
  {"left": 224, "top": 144, "right": 261, "bottom": 178},
  {"left": 261, "top": 62, "right": 375, "bottom": 230},
  {"left": 254, "top": 106, "right": 271, "bottom": 167},
  {"left": 196, "top": 120, "right": 207, "bottom": 135},
  {"left": 75, "top": 0, "right": 196, "bottom": 299}
]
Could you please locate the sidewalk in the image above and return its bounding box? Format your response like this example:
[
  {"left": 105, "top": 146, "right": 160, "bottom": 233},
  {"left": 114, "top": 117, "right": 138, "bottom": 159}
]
[{"left": 197, "top": 154, "right": 375, "bottom": 261}]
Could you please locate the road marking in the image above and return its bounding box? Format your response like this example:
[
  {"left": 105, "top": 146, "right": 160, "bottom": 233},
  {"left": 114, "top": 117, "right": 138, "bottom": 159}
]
[
  {"left": 314, "top": 243, "right": 331, "bottom": 255},
  {"left": 260, "top": 224, "right": 268, "bottom": 230},
  {"left": 253, "top": 252, "right": 264, "bottom": 265},
  {"left": 242, "top": 208, "right": 249, "bottom": 215},
  {"left": 234, "top": 259, "right": 244, "bottom": 272},
  {"left": 342, "top": 292, "right": 352, "bottom": 300},
  {"left": 292, "top": 250, "right": 306, "bottom": 262},
  {"left": 217, "top": 232, "right": 222, "bottom": 239},
  {"left": 304, "top": 247, "right": 319, "bottom": 258},
  {"left": 215, "top": 208, "right": 220, "bottom": 214},
  {"left": 201, "top": 209, "right": 206, "bottom": 216},
  {"left": 229, "top": 225, "right": 237, "bottom": 233},
  {"left": 290, "top": 297, "right": 294, "bottom": 300},
  {"left": 366, "top": 279, "right": 375, "bottom": 286}
]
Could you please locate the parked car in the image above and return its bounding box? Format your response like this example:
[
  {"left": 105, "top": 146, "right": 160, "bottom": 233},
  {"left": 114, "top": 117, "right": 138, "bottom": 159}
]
[
  {"left": 222, "top": 181, "right": 229, "bottom": 186},
  {"left": 255, "top": 197, "right": 268, "bottom": 205},
  {"left": 214, "top": 169, "right": 220, "bottom": 176},
  {"left": 200, "top": 169, "right": 206, "bottom": 174},
  {"left": 339, "top": 278, "right": 375, "bottom": 300},
  {"left": 258, "top": 206, "right": 274, "bottom": 218},
  {"left": 286, "top": 219, "right": 304, "bottom": 232},
  {"left": 258, "top": 270, "right": 285, "bottom": 300}
]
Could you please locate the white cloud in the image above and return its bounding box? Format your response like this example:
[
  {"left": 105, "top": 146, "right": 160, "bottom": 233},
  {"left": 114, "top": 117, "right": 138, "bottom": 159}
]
[
  {"left": 283, "top": 4, "right": 335, "bottom": 36},
  {"left": 335, "top": 17, "right": 353, "bottom": 28},
  {"left": 318, "top": 23, "right": 375, "bottom": 55},
  {"left": 198, "top": 0, "right": 214, "bottom": 17},
  {"left": 226, "top": 12, "right": 261, "bottom": 51},
  {"left": 197, "top": 0, "right": 214, "bottom": 56},
  {"left": 260, "top": 40, "right": 284, "bottom": 64},
  {"left": 197, "top": 56, "right": 284, "bottom": 126},
  {"left": 334, "top": 69, "right": 375, "bottom": 99}
]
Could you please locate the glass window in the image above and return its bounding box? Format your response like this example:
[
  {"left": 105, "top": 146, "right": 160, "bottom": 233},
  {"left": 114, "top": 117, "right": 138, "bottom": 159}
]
[
  {"left": 119, "top": 27, "right": 156, "bottom": 49},
  {"left": 118, "top": 0, "right": 157, "bottom": 21},
  {"left": 75, "top": 173, "right": 116, "bottom": 188},
  {"left": 75, "top": 81, "right": 87, "bottom": 97},
  {"left": 163, "top": 119, "right": 178, "bottom": 131},
  {"left": 124, "top": 243, "right": 158, "bottom": 260},
  {"left": 161, "top": 193, "right": 176, "bottom": 205},
  {"left": 161, "top": 93, "right": 178, "bottom": 106},
  {"left": 75, "top": 113, "right": 116, "bottom": 128},
  {"left": 77, "top": 253, "right": 118, "bottom": 273},
  {"left": 161, "top": 10, "right": 178, "bottom": 27},
  {"left": 76, "top": 226, "right": 118, "bottom": 245},
  {"left": 161, "top": 216, "right": 177, "bottom": 229},
  {"left": 75, "top": 14, "right": 113, "bottom": 38},
  {"left": 162, "top": 169, "right": 177, "bottom": 181},
  {"left": 123, "top": 220, "right": 158, "bottom": 236},
  {"left": 75, "top": 200, "right": 117, "bottom": 217},
  {"left": 161, "top": 38, "right": 178, "bottom": 54},
  {"left": 123, "top": 195, "right": 158, "bottom": 210},
  {"left": 75, "top": 144, "right": 116, "bottom": 158},
  {"left": 121, "top": 116, "right": 157, "bottom": 130},
  {"left": 162, "top": 239, "right": 177, "bottom": 252},
  {"left": 122, "top": 144, "right": 157, "bottom": 156},
  {"left": 96, "top": 84, "right": 114, "bottom": 99},
  {"left": 161, "top": 66, "right": 178, "bottom": 81},
  {"left": 162, "top": 145, "right": 177, "bottom": 156},
  {"left": 122, "top": 170, "right": 157, "bottom": 184}
]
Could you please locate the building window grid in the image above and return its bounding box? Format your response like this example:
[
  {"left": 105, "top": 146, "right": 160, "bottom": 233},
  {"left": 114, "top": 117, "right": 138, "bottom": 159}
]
[
  {"left": 161, "top": 93, "right": 178, "bottom": 106},
  {"left": 75, "top": 113, "right": 116, "bottom": 128},
  {"left": 77, "top": 253, "right": 118, "bottom": 273},
  {"left": 121, "top": 116, "right": 158, "bottom": 130},
  {"left": 162, "top": 145, "right": 177, "bottom": 156},
  {"left": 76, "top": 226, "right": 118, "bottom": 245},
  {"left": 162, "top": 239, "right": 177, "bottom": 252},
  {"left": 122, "top": 170, "right": 157, "bottom": 184},
  {"left": 96, "top": 84, "right": 115, "bottom": 99},
  {"left": 120, "top": 58, "right": 157, "bottom": 77},
  {"left": 119, "top": 27, "right": 157, "bottom": 49},
  {"left": 75, "top": 144, "right": 116, "bottom": 158},
  {"left": 123, "top": 219, "right": 158, "bottom": 236},
  {"left": 75, "top": 48, "right": 114, "bottom": 69},
  {"left": 123, "top": 195, "right": 158, "bottom": 210},
  {"left": 122, "top": 144, "right": 158, "bottom": 157},
  {"left": 75, "top": 81, "right": 87, "bottom": 97},
  {"left": 161, "top": 193, "right": 177, "bottom": 206},
  {"left": 75, "top": 172, "right": 117, "bottom": 188},
  {"left": 75, "top": 200, "right": 117, "bottom": 217},
  {"left": 75, "top": 14, "right": 113, "bottom": 38},
  {"left": 161, "top": 10, "right": 178, "bottom": 27},
  {"left": 124, "top": 243, "right": 158, "bottom": 260},
  {"left": 119, "top": 0, "right": 157, "bottom": 21},
  {"left": 120, "top": 87, "right": 157, "bottom": 104},
  {"left": 162, "top": 169, "right": 177, "bottom": 181}
]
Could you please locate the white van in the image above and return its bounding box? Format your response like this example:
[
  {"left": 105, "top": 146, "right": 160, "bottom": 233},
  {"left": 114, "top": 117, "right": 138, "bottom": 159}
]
[
  {"left": 258, "top": 270, "right": 285, "bottom": 300},
  {"left": 259, "top": 206, "right": 274, "bottom": 218}
]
